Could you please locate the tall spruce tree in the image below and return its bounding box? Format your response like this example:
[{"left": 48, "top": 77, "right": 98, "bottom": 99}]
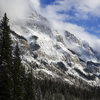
[
  {"left": 12, "top": 43, "right": 24, "bottom": 100},
  {"left": 0, "top": 13, "right": 13, "bottom": 100},
  {"left": 24, "top": 68, "right": 35, "bottom": 100}
]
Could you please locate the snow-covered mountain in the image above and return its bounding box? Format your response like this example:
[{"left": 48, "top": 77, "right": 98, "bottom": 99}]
[{"left": 1, "top": 6, "right": 100, "bottom": 87}]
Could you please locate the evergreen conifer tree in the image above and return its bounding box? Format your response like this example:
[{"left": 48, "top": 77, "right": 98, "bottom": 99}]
[
  {"left": 0, "top": 13, "right": 13, "bottom": 100},
  {"left": 12, "top": 43, "right": 24, "bottom": 100},
  {"left": 25, "top": 68, "right": 35, "bottom": 100}
]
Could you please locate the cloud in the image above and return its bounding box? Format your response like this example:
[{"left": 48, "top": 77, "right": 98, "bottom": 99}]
[
  {"left": 40, "top": 0, "right": 100, "bottom": 21},
  {"left": 64, "top": 23, "right": 100, "bottom": 52},
  {"left": 0, "top": 0, "right": 28, "bottom": 20},
  {"left": 0, "top": 0, "right": 40, "bottom": 22},
  {"left": 0, "top": 0, "right": 100, "bottom": 52},
  {"left": 39, "top": 0, "right": 100, "bottom": 52},
  {"left": 76, "top": 0, "right": 100, "bottom": 17},
  {"left": 30, "top": 0, "right": 40, "bottom": 12},
  {"left": 53, "top": 0, "right": 100, "bottom": 17},
  {"left": 46, "top": 19, "right": 100, "bottom": 52}
]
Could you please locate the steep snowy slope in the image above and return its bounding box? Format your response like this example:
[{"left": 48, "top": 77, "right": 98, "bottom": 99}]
[{"left": 1, "top": 6, "right": 100, "bottom": 87}]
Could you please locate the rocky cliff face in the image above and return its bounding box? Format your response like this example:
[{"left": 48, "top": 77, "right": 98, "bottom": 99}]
[{"left": 1, "top": 8, "right": 100, "bottom": 87}]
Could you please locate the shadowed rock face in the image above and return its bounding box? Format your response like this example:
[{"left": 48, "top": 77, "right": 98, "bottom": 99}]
[
  {"left": 30, "top": 35, "right": 38, "bottom": 40},
  {"left": 87, "top": 61, "right": 100, "bottom": 73},
  {"left": 57, "top": 62, "right": 68, "bottom": 71},
  {"left": 74, "top": 68, "right": 96, "bottom": 80},
  {"left": 30, "top": 43, "right": 40, "bottom": 51},
  {"left": 65, "top": 31, "right": 81, "bottom": 44}
]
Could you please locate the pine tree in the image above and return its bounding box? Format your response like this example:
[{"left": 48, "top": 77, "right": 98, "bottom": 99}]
[
  {"left": 0, "top": 13, "right": 12, "bottom": 68},
  {"left": 12, "top": 43, "right": 24, "bottom": 100},
  {"left": 25, "top": 68, "right": 35, "bottom": 100},
  {"left": 0, "top": 13, "right": 13, "bottom": 100}
]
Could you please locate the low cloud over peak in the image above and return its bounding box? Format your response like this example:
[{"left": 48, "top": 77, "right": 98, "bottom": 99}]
[
  {"left": 0, "top": 0, "right": 100, "bottom": 53},
  {"left": 39, "top": 0, "right": 100, "bottom": 53},
  {"left": 0, "top": 0, "right": 40, "bottom": 21}
]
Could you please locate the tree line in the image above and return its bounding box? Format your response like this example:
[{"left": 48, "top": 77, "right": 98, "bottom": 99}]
[{"left": 0, "top": 13, "right": 100, "bottom": 100}]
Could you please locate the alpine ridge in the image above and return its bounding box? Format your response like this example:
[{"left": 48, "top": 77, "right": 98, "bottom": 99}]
[
  {"left": 3, "top": 7, "right": 99, "bottom": 88},
  {"left": 0, "top": 0, "right": 100, "bottom": 91}
]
